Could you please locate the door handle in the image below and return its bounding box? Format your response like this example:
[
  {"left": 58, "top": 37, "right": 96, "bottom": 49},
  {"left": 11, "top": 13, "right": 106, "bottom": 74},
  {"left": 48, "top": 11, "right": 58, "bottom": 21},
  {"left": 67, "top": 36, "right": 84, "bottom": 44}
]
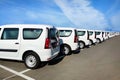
[{"left": 15, "top": 43, "right": 19, "bottom": 44}]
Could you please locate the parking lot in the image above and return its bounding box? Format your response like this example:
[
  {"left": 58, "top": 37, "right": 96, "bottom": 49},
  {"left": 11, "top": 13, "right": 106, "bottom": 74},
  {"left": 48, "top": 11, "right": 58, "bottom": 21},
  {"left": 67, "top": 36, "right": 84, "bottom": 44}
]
[{"left": 0, "top": 36, "right": 120, "bottom": 80}]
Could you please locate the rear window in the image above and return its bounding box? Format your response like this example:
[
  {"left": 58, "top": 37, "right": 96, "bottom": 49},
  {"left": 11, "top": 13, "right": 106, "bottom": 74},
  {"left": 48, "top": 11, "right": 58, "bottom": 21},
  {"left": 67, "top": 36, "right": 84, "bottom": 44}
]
[
  {"left": 95, "top": 32, "right": 101, "bottom": 35},
  {"left": 77, "top": 31, "right": 85, "bottom": 36},
  {"left": 89, "top": 31, "right": 93, "bottom": 35},
  {"left": 59, "top": 30, "right": 72, "bottom": 37},
  {"left": 49, "top": 28, "right": 59, "bottom": 39},
  {"left": 23, "top": 28, "right": 42, "bottom": 39}
]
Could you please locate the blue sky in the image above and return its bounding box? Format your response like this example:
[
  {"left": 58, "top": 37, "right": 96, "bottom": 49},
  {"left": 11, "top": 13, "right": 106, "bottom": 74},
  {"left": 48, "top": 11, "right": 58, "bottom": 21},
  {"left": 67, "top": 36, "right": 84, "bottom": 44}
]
[{"left": 0, "top": 0, "right": 120, "bottom": 31}]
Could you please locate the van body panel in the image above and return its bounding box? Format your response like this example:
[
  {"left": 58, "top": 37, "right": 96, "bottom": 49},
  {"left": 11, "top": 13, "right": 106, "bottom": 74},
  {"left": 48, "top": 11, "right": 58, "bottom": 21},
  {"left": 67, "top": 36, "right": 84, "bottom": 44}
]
[
  {"left": 58, "top": 27, "right": 79, "bottom": 51},
  {"left": 0, "top": 24, "right": 60, "bottom": 62},
  {"left": 77, "top": 29, "right": 90, "bottom": 46}
]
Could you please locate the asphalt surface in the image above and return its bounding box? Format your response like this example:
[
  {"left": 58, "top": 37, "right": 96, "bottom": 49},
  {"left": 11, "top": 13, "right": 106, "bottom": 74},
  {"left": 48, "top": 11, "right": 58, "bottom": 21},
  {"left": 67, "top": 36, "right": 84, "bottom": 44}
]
[{"left": 0, "top": 36, "right": 120, "bottom": 80}]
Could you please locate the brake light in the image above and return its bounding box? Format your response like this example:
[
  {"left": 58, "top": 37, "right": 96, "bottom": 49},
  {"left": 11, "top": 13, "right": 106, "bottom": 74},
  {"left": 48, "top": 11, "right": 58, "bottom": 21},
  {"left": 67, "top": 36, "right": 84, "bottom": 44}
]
[
  {"left": 74, "top": 30, "right": 78, "bottom": 43},
  {"left": 74, "top": 35, "right": 78, "bottom": 43},
  {"left": 45, "top": 38, "right": 51, "bottom": 49}
]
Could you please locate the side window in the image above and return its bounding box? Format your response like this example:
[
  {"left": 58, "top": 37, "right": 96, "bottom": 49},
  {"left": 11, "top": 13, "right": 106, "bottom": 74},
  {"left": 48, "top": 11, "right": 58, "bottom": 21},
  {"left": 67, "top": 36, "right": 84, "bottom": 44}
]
[
  {"left": 23, "top": 28, "right": 42, "bottom": 39},
  {"left": 89, "top": 31, "right": 93, "bottom": 35},
  {"left": 95, "top": 32, "right": 101, "bottom": 35},
  {"left": 59, "top": 30, "right": 72, "bottom": 37},
  {"left": 1, "top": 28, "right": 19, "bottom": 40},
  {"left": 77, "top": 31, "right": 85, "bottom": 36}
]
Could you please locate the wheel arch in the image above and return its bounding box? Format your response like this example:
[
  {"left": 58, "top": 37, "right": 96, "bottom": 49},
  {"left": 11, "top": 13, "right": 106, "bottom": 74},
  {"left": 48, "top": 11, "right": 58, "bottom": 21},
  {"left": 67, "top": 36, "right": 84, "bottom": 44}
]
[
  {"left": 79, "top": 40, "right": 85, "bottom": 45},
  {"left": 60, "top": 43, "right": 71, "bottom": 50},
  {"left": 22, "top": 50, "right": 41, "bottom": 61},
  {"left": 96, "top": 38, "right": 101, "bottom": 43},
  {"left": 89, "top": 39, "right": 93, "bottom": 44}
]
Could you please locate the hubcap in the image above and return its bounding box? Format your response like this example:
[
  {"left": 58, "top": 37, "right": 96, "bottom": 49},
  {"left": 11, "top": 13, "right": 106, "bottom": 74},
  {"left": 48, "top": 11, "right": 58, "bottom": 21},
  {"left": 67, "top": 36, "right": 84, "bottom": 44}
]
[
  {"left": 80, "top": 42, "right": 84, "bottom": 48},
  {"left": 89, "top": 41, "right": 92, "bottom": 45},
  {"left": 96, "top": 39, "right": 100, "bottom": 43},
  {"left": 26, "top": 55, "right": 37, "bottom": 68},
  {"left": 64, "top": 47, "right": 69, "bottom": 55}
]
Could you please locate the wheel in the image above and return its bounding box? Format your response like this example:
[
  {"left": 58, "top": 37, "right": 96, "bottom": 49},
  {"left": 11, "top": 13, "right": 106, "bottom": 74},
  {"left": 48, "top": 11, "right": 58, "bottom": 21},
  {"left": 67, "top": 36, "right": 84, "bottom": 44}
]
[
  {"left": 89, "top": 40, "right": 93, "bottom": 45},
  {"left": 96, "top": 38, "right": 101, "bottom": 43},
  {"left": 24, "top": 52, "right": 41, "bottom": 69},
  {"left": 79, "top": 42, "right": 85, "bottom": 49},
  {"left": 63, "top": 45, "right": 71, "bottom": 55}
]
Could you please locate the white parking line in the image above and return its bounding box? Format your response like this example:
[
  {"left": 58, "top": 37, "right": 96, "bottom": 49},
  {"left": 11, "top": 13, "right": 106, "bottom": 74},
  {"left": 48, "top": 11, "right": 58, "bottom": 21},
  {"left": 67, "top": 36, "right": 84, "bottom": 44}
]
[
  {"left": 20, "top": 69, "right": 31, "bottom": 74},
  {"left": 3, "top": 74, "right": 15, "bottom": 80},
  {"left": 0, "top": 65, "right": 35, "bottom": 80},
  {"left": 3, "top": 69, "right": 31, "bottom": 80}
]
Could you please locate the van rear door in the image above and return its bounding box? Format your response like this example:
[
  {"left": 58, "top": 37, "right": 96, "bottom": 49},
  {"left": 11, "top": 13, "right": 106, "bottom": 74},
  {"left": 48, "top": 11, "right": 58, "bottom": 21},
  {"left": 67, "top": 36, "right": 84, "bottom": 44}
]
[
  {"left": 49, "top": 28, "right": 60, "bottom": 54},
  {"left": 49, "top": 28, "right": 59, "bottom": 48}
]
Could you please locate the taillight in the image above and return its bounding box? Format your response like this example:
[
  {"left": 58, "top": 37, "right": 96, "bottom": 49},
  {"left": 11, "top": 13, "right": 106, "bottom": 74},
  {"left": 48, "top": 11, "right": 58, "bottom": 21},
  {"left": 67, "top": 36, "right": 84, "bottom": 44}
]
[
  {"left": 45, "top": 38, "right": 51, "bottom": 49},
  {"left": 74, "top": 30, "right": 78, "bottom": 43},
  {"left": 74, "top": 36, "right": 78, "bottom": 43}
]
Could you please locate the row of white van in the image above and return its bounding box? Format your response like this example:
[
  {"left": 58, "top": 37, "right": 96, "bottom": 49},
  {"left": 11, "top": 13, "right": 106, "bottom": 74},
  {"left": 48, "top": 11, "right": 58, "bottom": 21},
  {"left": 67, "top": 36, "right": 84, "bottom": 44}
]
[{"left": 0, "top": 24, "right": 119, "bottom": 69}]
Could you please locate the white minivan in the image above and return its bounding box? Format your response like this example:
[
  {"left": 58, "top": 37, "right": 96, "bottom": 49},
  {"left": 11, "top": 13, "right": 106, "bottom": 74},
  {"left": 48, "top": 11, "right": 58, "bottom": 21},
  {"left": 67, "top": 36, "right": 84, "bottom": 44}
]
[
  {"left": 77, "top": 29, "right": 90, "bottom": 49},
  {"left": 57, "top": 27, "right": 79, "bottom": 55},
  {"left": 88, "top": 30, "right": 96, "bottom": 45},
  {"left": 103, "top": 31, "right": 109, "bottom": 40},
  {"left": 95, "top": 30, "right": 104, "bottom": 43},
  {"left": 0, "top": 24, "right": 60, "bottom": 69}
]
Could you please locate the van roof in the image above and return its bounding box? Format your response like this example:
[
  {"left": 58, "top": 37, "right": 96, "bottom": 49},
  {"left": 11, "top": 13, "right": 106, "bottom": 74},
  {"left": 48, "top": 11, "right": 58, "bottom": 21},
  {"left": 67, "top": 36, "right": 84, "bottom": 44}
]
[
  {"left": 77, "top": 29, "right": 88, "bottom": 31},
  {"left": 57, "top": 27, "right": 76, "bottom": 30},
  {"left": 0, "top": 24, "right": 54, "bottom": 29}
]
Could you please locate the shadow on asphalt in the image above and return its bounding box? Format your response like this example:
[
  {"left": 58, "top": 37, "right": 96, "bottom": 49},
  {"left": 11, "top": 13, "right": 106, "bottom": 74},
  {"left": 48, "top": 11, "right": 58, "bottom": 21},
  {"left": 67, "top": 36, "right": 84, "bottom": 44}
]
[
  {"left": 48, "top": 53, "right": 66, "bottom": 65},
  {"left": 37, "top": 52, "right": 66, "bottom": 68},
  {"left": 0, "top": 51, "right": 80, "bottom": 69},
  {"left": 0, "top": 53, "right": 66, "bottom": 69},
  {"left": 48, "top": 49, "right": 81, "bottom": 65}
]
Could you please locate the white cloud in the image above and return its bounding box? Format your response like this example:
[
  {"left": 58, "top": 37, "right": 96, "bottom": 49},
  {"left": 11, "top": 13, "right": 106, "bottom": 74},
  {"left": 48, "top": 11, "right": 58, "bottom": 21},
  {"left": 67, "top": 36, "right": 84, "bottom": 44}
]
[
  {"left": 110, "top": 11, "right": 120, "bottom": 31},
  {"left": 54, "top": 0, "right": 109, "bottom": 30},
  {"left": 0, "top": 0, "right": 74, "bottom": 26},
  {"left": 25, "top": 10, "right": 74, "bottom": 26}
]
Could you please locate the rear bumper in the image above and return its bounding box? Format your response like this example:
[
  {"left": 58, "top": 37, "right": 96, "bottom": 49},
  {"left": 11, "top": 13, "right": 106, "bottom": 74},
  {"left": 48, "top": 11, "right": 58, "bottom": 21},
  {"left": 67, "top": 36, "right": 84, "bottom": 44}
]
[{"left": 40, "top": 47, "right": 60, "bottom": 61}]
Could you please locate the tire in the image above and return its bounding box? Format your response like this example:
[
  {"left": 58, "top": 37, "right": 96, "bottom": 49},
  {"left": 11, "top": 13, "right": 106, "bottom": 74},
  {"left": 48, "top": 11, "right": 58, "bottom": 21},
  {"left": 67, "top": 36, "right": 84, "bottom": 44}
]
[
  {"left": 89, "top": 40, "right": 93, "bottom": 45},
  {"left": 96, "top": 38, "right": 101, "bottom": 43},
  {"left": 24, "top": 52, "right": 41, "bottom": 69},
  {"left": 63, "top": 45, "right": 71, "bottom": 55},
  {"left": 79, "top": 42, "right": 85, "bottom": 49}
]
